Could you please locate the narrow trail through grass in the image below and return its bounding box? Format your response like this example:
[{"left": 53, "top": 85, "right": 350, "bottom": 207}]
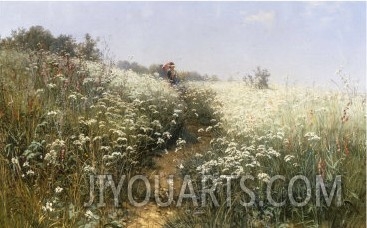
[{"left": 126, "top": 115, "right": 213, "bottom": 227}]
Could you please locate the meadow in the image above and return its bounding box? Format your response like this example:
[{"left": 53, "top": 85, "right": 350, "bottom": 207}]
[
  {"left": 0, "top": 47, "right": 365, "bottom": 227},
  {"left": 168, "top": 80, "right": 365, "bottom": 227}
]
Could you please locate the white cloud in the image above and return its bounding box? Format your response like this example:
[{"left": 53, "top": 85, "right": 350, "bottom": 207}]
[
  {"left": 242, "top": 10, "right": 276, "bottom": 26},
  {"left": 302, "top": 2, "right": 344, "bottom": 19}
]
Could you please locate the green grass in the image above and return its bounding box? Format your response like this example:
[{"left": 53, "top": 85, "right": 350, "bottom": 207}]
[
  {"left": 172, "top": 82, "right": 366, "bottom": 227},
  {"left": 0, "top": 48, "right": 197, "bottom": 226},
  {"left": 0, "top": 47, "right": 365, "bottom": 227}
]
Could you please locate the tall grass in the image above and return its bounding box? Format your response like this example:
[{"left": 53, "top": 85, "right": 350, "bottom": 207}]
[
  {"left": 0, "top": 48, "right": 193, "bottom": 226},
  {"left": 169, "top": 81, "right": 366, "bottom": 227},
  {"left": 0, "top": 46, "right": 365, "bottom": 227}
]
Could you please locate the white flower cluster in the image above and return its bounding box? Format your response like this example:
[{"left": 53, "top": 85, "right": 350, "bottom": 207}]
[
  {"left": 44, "top": 139, "right": 65, "bottom": 165},
  {"left": 55, "top": 186, "right": 63, "bottom": 193},
  {"left": 85, "top": 209, "right": 100, "bottom": 220},
  {"left": 188, "top": 81, "right": 354, "bottom": 186},
  {"left": 42, "top": 201, "right": 54, "bottom": 212},
  {"left": 197, "top": 137, "right": 263, "bottom": 179},
  {"left": 304, "top": 132, "right": 321, "bottom": 142}
]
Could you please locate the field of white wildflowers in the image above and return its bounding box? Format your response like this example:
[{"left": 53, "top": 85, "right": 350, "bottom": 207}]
[
  {"left": 171, "top": 81, "right": 366, "bottom": 227},
  {"left": 0, "top": 49, "right": 213, "bottom": 227},
  {"left": 0, "top": 48, "right": 224, "bottom": 227},
  {"left": 0, "top": 47, "right": 365, "bottom": 227}
]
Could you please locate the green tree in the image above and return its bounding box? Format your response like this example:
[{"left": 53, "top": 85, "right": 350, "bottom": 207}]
[
  {"left": 50, "top": 34, "right": 76, "bottom": 56},
  {"left": 116, "top": 60, "right": 149, "bottom": 74},
  {"left": 210, "top": 75, "right": 220, "bottom": 81},
  {"left": 117, "top": 60, "right": 130, "bottom": 70},
  {"left": 77, "top": 33, "right": 101, "bottom": 61},
  {"left": 0, "top": 26, "right": 102, "bottom": 61},
  {"left": 243, "top": 66, "right": 270, "bottom": 89},
  {"left": 130, "top": 62, "right": 149, "bottom": 74},
  {"left": 2, "top": 26, "right": 54, "bottom": 51}
]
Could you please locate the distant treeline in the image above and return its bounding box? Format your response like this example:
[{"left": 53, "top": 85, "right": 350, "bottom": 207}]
[
  {"left": 0, "top": 25, "right": 101, "bottom": 61},
  {"left": 0, "top": 25, "right": 219, "bottom": 81},
  {"left": 116, "top": 60, "right": 219, "bottom": 81}
]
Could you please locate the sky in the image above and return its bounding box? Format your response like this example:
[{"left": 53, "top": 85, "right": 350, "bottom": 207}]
[{"left": 0, "top": 1, "right": 366, "bottom": 90}]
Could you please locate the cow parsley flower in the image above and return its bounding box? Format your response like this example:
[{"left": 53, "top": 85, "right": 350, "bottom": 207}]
[
  {"left": 26, "top": 170, "right": 35, "bottom": 176},
  {"left": 304, "top": 132, "right": 321, "bottom": 141},
  {"left": 42, "top": 201, "right": 54, "bottom": 212},
  {"left": 55, "top": 186, "right": 63, "bottom": 193},
  {"left": 157, "top": 137, "right": 165, "bottom": 145},
  {"left": 284, "top": 155, "right": 295, "bottom": 162},
  {"left": 85, "top": 210, "right": 99, "bottom": 220},
  {"left": 257, "top": 173, "right": 270, "bottom": 183}
]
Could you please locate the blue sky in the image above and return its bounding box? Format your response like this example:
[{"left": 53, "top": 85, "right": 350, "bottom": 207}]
[{"left": 0, "top": 1, "right": 365, "bottom": 90}]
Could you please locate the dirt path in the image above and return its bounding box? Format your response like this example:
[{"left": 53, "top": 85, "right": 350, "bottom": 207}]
[{"left": 126, "top": 124, "right": 212, "bottom": 228}]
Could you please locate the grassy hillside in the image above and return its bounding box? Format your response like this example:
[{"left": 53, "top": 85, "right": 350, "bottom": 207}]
[
  {"left": 0, "top": 48, "right": 365, "bottom": 227},
  {"left": 168, "top": 81, "right": 366, "bottom": 227},
  {"left": 0, "top": 48, "right": 217, "bottom": 227}
]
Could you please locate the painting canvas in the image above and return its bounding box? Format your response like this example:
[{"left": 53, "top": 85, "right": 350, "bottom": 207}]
[{"left": 0, "top": 1, "right": 365, "bottom": 227}]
